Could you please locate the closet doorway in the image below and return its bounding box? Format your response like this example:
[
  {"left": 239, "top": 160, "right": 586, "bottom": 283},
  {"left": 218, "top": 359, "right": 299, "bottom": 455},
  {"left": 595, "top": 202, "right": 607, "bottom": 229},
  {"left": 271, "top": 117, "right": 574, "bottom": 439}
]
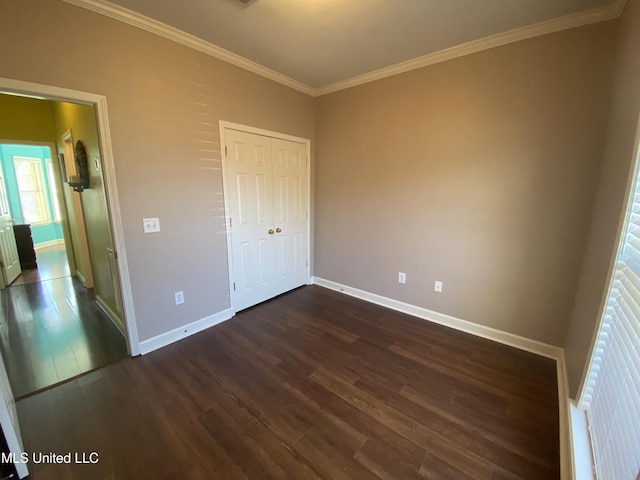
[{"left": 220, "top": 123, "right": 310, "bottom": 312}]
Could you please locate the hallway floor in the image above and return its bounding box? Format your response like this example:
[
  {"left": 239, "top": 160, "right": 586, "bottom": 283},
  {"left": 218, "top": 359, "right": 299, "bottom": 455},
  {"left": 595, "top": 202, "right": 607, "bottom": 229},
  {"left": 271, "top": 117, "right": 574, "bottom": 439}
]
[
  {"left": 11, "top": 243, "right": 71, "bottom": 287},
  {"left": 0, "top": 274, "right": 128, "bottom": 398}
]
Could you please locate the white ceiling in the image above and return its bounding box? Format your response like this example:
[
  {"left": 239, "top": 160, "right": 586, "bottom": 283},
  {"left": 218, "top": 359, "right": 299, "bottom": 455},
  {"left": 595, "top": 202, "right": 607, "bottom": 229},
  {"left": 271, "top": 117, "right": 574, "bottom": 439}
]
[{"left": 85, "top": 0, "right": 617, "bottom": 92}]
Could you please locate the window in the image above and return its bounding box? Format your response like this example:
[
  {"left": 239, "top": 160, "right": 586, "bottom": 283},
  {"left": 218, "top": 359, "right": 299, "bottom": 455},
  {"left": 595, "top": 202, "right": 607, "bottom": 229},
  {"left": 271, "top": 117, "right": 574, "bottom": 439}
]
[
  {"left": 13, "top": 156, "right": 50, "bottom": 225},
  {"left": 45, "top": 158, "right": 61, "bottom": 221},
  {"left": 579, "top": 151, "right": 640, "bottom": 479}
]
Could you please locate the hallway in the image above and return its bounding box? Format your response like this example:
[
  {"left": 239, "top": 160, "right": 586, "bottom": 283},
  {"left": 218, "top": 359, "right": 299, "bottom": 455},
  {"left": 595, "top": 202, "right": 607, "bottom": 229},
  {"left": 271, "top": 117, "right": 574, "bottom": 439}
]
[
  {"left": 0, "top": 269, "right": 128, "bottom": 398},
  {"left": 11, "top": 243, "right": 71, "bottom": 286}
]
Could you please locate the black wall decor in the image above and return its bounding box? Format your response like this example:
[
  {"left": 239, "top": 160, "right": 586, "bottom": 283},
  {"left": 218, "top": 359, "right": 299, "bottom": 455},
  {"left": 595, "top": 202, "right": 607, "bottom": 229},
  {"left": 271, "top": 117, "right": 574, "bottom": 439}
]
[{"left": 69, "top": 140, "right": 90, "bottom": 192}]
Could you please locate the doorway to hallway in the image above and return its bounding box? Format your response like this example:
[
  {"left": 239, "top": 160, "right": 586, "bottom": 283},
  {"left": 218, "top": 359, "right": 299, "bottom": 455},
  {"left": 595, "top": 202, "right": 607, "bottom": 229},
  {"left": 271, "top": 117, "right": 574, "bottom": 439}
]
[
  {"left": 0, "top": 96, "right": 129, "bottom": 399},
  {"left": 0, "top": 275, "right": 127, "bottom": 399}
]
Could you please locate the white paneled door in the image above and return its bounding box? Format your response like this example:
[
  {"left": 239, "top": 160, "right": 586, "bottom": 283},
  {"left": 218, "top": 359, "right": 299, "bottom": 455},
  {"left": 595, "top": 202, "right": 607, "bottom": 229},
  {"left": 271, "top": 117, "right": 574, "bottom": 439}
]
[
  {"left": 224, "top": 128, "right": 308, "bottom": 312},
  {"left": 0, "top": 163, "right": 21, "bottom": 287}
]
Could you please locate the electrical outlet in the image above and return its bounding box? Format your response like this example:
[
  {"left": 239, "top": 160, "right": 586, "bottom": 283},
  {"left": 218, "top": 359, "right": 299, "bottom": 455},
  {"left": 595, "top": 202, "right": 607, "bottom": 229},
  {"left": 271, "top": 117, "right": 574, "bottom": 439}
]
[
  {"left": 175, "top": 291, "right": 184, "bottom": 305},
  {"left": 143, "top": 217, "right": 160, "bottom": 234},
  {"left": 434, "top": 281, "right": 443, "bottom": 293},
  {"left": 398, "top": 272, "right": 406, "bottom": 284}
]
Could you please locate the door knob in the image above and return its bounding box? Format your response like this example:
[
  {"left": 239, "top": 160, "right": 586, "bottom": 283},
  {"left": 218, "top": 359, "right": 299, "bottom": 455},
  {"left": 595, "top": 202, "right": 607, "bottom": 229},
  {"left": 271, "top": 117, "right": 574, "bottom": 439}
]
[
  {"left": 276, "top": 228, "right": 282, "bottom": 233},
  {"left": 268, "top": 229, "right": 274, "bottom": 235}
]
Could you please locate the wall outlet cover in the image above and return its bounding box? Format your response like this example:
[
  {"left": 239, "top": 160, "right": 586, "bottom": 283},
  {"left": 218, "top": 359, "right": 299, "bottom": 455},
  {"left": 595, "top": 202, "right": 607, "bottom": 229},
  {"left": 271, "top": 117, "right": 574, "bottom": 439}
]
[{"left": 175, "top": 291, "right": 184, "bottom": 305}]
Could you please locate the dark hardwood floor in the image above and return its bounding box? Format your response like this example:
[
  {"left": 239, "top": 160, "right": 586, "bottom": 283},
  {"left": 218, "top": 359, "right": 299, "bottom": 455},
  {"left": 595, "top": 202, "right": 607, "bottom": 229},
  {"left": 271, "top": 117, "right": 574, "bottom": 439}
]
[
  {"left": 11, "top": 244, "right": 71, "bottom": 287},
  {"left": 0, "top": 275, "right": 128, "bottom": 398},
  {"left": 16, "top": 285, "right": 559, "bottom": 479}
]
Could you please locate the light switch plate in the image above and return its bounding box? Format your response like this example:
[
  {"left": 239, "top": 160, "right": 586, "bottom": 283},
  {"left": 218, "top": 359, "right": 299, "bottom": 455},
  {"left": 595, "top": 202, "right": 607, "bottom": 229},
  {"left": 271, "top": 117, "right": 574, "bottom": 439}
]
[{"left": 143, "top": 217, "right": 160, "bottom": 233}]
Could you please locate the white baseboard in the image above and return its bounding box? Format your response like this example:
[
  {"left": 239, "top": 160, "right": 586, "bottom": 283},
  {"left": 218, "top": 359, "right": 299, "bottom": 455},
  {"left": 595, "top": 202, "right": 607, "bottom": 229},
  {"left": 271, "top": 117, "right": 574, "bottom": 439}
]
[
  {"left": 311, "top": 276, "right": 573, "bottom": 479},
  {"left": 311, "top": 276, "right": 563, "bottom": 360},
  {"left": 96, "top": 295, "right": 125, "bottom": 336},
  {"left": 76, "top": 271, "right": 86, "bottom": 288},
  {"left": 138, "top": 308, "right": 234, "bottom": 355},
  {"left": 34, "top": 239, "right": 65, "bottom": 249}
]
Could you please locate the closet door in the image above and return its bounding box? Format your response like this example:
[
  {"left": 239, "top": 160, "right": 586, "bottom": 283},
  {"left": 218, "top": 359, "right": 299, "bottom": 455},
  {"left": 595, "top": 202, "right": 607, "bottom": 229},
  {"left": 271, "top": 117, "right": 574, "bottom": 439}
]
[
  {"left": 224, "top": 129, "right": 308, "bottom": 312},
  {"left": 271, "top": 138, "right": 308, "bottom": 294},
  {"left": 225, "top": 129, "right": 278, "bottom": 311}
]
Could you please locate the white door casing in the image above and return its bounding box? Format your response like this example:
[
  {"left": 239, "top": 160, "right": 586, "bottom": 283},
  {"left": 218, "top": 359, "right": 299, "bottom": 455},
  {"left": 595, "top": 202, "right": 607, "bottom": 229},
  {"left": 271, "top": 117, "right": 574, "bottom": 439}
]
[
  {"left": 0, "top": 348, "right": 28, "bottom": 478},
  {"left": 0, "top": 76, "right": 140, "bottom": 356},
  {"left": 0, "top": 162, "right": 21, "bottom": 287},
  {"left": 221, "top": 123, "right": 310, "bottom": 312}
]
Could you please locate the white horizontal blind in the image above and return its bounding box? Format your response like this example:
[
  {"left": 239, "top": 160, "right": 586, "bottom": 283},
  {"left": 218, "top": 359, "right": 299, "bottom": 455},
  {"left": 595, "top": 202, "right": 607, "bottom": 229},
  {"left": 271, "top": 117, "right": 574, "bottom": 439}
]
[{"left": 580, "top": 172, "right": 640, "bottom": 479}]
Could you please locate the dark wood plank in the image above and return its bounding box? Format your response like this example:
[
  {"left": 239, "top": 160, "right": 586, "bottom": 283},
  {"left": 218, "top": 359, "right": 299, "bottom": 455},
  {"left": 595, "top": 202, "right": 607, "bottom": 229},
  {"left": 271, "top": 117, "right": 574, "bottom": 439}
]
[
  {"left": 15, "top": 285, "right": 560, "bottom": 479},
  {"left": 0, "top": 274, "right": 128, "bottom": 398}
]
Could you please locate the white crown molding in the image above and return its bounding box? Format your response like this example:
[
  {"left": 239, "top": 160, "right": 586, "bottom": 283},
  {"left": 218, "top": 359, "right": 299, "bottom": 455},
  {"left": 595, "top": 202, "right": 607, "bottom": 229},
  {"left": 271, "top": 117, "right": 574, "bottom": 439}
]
[
  {"left": 316, "top": 1, "right": 627, "bottom": 96},
  {"left": 62, "top": 0, "right": 627, "bottom": 98},
  {"left": 61, "top": 0, "right": 315, "bottom": 96}
]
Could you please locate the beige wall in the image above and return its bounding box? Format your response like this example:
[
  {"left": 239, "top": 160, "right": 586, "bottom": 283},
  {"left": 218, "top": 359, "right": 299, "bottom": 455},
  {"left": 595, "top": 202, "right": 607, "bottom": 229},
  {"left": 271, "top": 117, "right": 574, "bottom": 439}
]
[
  {"left": 0, "top": 0, "right": 314, "bottom": 342},
  {"left": 564, "top": 0, "right": 640, "bottom": 397},
  {"left": 1, "top": 0, "right": 630, "bottom": 366},
  {"left": 314, "top": 22, "right": 616, "bottom": 346}
]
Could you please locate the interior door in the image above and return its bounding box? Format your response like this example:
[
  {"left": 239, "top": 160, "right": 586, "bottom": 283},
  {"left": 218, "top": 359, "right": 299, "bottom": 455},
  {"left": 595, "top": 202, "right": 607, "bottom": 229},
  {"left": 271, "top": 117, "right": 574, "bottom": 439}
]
[
  {"left": 271, "top": 138, "right": 308, "bottom": 294},
  {"left": 0, "top": 163, "right": 21, "bottom": 287},
  {"left": 225, "top": 129, "right": 278, "bottom": 311},
  {"left": 224, "top": 128, "right": 308, "bottom": 312}
]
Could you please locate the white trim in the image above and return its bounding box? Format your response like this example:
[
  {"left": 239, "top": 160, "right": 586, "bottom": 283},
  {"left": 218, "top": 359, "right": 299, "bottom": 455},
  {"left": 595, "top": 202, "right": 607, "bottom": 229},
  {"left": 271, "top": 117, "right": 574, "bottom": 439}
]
[
  {"left": 94, "top": 93, "right": 140, "bottom": 356},
  {"left": 312, "top": 276, "right": 563, "bottom": 359},
  {"left": 0, "top": 77, "right": 141, "bottom": 356},
  {"left": 312, "top": 276, "right": 576, "bottom": 477},
  {"left": 557, "top": 351, "right": 574, "bottom": 480},
  {"left": 60, "top": 0, "right": 314, "bottom": 96},
  {"left": 570, "top": 401, "right": 596, "bottom": 480},
  {"left": 221, "top": 121, "right": 312, "bottom": 145},
  {"left": 138, "top": 309, "right": 234, "bottom": 355},
  {"left": 219, "top": 121, "right": 312, "bottom": 313},
  {"left": 316, "top": 2, "right": 627, "bottom": 96},
  {"left": 34, "top": 238, "right": 65, "bottom": 249},
  {"left": 96, "top": 294, "right": 125, "bottom": 336},
  {"left": 59, "top": 0, "right": 627, "bottom": 98}
]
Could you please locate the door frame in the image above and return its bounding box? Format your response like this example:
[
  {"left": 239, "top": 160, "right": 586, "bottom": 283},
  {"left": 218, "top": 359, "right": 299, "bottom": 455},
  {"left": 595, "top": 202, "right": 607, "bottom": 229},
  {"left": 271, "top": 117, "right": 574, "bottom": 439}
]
[
  {"left": 0, "top": 77, "right": 140, "bottom": 355},
  {"left": 219, "top": 121, "right": 311, "bottom": 314}
]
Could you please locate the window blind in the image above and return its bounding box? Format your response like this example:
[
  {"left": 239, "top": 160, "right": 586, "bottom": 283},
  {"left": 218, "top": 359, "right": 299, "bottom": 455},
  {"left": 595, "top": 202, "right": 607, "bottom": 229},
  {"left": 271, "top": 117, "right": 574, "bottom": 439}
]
[{"left": 580, "top": 170, "right": 640, "bottom": 479}]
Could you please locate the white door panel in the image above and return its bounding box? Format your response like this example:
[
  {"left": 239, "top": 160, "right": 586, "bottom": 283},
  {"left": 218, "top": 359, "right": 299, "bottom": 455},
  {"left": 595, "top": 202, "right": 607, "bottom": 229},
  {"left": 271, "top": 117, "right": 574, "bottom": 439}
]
[
  {"left": 271, "top": 138, "right": 308, "bottom": 292},
  {"left": 224, "top": 129, "right": 308, "bottom": 312},
  {"left": 225, "top": 129, "right": 277, "bottom": 311},
  {"left": 0, "top": 164, "right": 21, "bottom": 287}
]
